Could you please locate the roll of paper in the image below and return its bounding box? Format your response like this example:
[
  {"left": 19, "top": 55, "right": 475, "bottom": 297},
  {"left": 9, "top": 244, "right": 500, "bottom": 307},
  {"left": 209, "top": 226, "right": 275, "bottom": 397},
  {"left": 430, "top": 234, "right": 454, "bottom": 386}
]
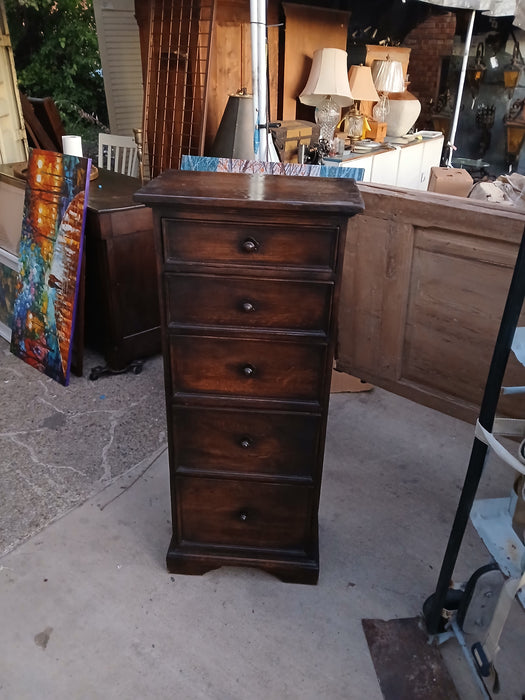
[{"left": 62, "top": 135, "right": 83, "bottom": 157}]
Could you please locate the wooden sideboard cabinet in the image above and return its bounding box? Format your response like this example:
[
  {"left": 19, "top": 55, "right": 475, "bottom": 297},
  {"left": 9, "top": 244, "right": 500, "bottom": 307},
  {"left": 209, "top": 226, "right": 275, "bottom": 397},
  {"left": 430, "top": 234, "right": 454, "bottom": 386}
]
[
  {"left": 135, "top": 170, "right": 364, "bottom": 584},
  {"left": 0, "top": 166, "right": 161, "bottom": 372},
  {"left": 82, "top": 169, "right": 161, "bottom": 372}
]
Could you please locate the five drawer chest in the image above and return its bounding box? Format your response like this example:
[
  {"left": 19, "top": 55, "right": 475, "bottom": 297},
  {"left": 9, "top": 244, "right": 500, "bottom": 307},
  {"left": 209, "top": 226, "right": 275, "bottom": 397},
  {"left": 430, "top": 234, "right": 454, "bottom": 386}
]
[{"left": 134, "top": 169, "right": 364, "bottom": 584}]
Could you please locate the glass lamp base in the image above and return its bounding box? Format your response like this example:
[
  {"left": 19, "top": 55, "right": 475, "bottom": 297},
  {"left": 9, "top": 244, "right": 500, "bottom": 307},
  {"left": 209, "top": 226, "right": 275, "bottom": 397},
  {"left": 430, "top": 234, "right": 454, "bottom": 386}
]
[
  {"left": 346, "top": 113, "right": 364, "bottom": 142},
  {"left": 315, "top": 96, "right": 341, "bottom": 145},
  {"left": 373, "top": 94, "right": 390, "bottom": 123}
]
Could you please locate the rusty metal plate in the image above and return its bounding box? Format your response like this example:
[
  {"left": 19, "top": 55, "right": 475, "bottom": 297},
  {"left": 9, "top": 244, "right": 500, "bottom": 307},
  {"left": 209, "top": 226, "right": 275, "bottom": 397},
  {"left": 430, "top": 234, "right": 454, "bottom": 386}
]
[{"left": 362, "top": 617, "right": 461, "bottom": 700}]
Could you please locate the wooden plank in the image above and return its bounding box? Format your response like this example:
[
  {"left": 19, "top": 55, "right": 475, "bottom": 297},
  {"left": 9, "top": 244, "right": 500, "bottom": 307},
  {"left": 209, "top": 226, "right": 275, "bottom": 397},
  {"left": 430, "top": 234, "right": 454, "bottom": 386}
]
[
  {"left": 415, "top": 225, "right": 521, "bottom": 268},
  {"left": 403, "top": 245, "right": 513, "bottom": 402},
  {"left": 340, "top": 212, "right": 413, "bottom": 381},
  {"left": 205, "top": 0, "right": 280, "bottom": 152},
  {"left": 281, "top": 3, "right": 349, "bottom": 122},
  {"left": 363, "top": 618, "right": 460, "bottom": 700},
  {"left": 19, "top": 92, "right": 57, "bottom": 151},
  {"left": 338, "top": 186, "right": 525, "bottom": 423},
  {"left": 27, "top": 97, "right": 64, "bottom": 152},
  {"left": 358, "top": 183, "right": 525, "bottom": 237},
  {"left": 207, "top": 23, "right": 246, "bottom": 147},
  {"left": 364, "top": 45, "right": 411, "bottom": 77}
]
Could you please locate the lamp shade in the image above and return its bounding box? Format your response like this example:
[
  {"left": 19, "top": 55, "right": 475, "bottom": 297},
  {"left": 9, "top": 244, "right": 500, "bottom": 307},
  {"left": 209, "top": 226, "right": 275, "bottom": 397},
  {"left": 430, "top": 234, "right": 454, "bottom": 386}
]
[
  {"left": 299, "top": 48, "right": 353, "bottom": 107},
  {"left": 347, "top": 65, "right": 379, "bottom": 103},
  {"left": 371, "top": 59, "right": 405, "bottom": 94},
  {"left": 210, "top": 92, "right": 255, "bottom": 160}
]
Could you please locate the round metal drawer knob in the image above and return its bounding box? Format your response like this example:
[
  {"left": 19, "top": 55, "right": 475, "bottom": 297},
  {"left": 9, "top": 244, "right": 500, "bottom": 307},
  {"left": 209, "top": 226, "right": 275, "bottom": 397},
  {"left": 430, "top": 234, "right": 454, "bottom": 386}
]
[
  {"left": 239, "top": 512, "right": 248, "bottom": 522},
  {"left": 242, "top": 301, "right": 255, "bottom": 313},
  {"left": 240, "top": 437, "right": 253, "bottom": 449},
  {"left": 242, "top": 364, "right": 255, "bottom": 377},
  {"left": 241, "top": 238, "right": 259, "bottom": 253}
]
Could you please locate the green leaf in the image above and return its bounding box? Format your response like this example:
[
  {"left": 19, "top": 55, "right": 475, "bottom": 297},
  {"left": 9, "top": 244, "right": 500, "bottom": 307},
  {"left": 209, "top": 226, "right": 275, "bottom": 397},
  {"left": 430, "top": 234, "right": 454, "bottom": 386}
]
[{"left": 4, "top": 0, "right": 108, "bottom": 131}]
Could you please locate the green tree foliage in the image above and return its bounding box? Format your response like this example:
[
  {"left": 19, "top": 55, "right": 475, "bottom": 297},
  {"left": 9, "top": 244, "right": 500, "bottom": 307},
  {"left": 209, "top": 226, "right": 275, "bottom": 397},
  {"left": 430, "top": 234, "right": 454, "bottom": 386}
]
[{"left": 5, "top": 0, "right": 108, "bottom": 133}]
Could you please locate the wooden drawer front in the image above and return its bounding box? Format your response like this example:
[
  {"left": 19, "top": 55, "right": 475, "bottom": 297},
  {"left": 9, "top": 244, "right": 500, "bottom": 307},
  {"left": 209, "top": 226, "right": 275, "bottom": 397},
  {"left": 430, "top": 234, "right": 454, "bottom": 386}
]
[
  {"left": 177, "top": 477, "right": 313, "bottom": 551},
  {"left": 165, "top": 274, "right": 332, "bottom": 332},
  {"left": 170, "top": 336, "right": 326, "bottom": 402},
  {"left": 162, "top": 219, "right": 339, "bottom": 270},
  {"left": 173, "top": 407, "right": 321, "bottom": 479}
]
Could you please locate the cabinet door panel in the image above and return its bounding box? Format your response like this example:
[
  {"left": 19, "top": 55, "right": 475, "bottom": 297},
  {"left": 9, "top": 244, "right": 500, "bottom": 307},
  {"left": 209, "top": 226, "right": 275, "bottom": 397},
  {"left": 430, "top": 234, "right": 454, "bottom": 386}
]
[
  {"left": 176, "top": 476, "right": 314, "bottom": 552},
  {"left": 396, "top": 143, "right": 424, "bottom": 190},
  {"left": 340, "top": 154, "right": 373, "bottom": 181},
  {"left": 370, "top": 149, "right": 400, "bottom": 186},
  {"left": 173, "top": 406, "right": 321, "bottom": 478},
  {"left": 419, "top": 137, "right": 444, "bottom": 190},
  {"left": 165, "top": 274, "right": 332, "bottom": 332},
  {"left": 169, "top": 335, "right": 326, "bottom": 401}
]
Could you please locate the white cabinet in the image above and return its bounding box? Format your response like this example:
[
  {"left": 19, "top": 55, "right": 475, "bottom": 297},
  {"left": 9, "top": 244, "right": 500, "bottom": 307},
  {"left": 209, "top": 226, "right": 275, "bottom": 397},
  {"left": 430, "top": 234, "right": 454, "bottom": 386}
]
[
  {"left": 329, "top": 135, "right": 444, "bottom": 191},
  {"left": 340, "top": 154, "right": 374, "bottom": 182},
  {"left": 419, "top": 136, "right": 445, "bottom": 190},
  {"left": 370, "top": 148, "right": 400, "bottom": 186},
  {"left": 396, "top": 143, "right": 424, "bottom": 189}
]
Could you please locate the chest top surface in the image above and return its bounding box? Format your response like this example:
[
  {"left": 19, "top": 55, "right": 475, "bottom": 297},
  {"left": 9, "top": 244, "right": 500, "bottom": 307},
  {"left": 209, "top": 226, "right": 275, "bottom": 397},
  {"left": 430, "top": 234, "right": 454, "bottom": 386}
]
[
  {"left": 88, "top": 169, "right": 143, "bottom": 214},
  {"left": 134, "top": 169, "right": 364, "bottom": 216}
]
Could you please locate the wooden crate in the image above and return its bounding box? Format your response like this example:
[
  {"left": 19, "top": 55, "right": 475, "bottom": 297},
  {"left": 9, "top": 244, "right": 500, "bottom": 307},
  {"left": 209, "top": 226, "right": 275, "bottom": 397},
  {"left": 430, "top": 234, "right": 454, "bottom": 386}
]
[{"left": 270, "top": 120, "right": 320, "bottom": 163}]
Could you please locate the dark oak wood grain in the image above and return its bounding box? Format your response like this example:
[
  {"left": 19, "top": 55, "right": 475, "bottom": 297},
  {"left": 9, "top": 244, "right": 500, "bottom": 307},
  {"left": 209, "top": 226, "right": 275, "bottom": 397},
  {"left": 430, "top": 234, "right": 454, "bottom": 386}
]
[
  {"left": 134, "top": 168, "right": 365, "bottom": 214},
  {"left": 82, "top": 169, "right": 161, "bottom": 370},
  {"left": 135, "top": 170, "right": 363, "bottom": 584}
]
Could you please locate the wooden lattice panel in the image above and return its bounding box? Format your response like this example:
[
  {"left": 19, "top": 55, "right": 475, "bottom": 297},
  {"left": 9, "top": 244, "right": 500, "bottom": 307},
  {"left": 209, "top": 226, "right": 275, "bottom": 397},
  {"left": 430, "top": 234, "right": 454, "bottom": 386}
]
[{"left": 144, "top": 0, "right": 215, "bottom": 177}]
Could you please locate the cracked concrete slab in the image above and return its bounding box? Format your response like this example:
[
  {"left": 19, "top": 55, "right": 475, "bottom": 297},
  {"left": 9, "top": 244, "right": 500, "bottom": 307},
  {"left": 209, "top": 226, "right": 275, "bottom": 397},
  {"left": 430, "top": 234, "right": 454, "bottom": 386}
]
[
  {"left": 0, "top": 387, "right": 524, "bottom": 699},
  {"left": 1, "top": 336, "right": 524, "bottom": 698},
  {"left": 0, "top": 339, "right": 167, "bottom": 556}
]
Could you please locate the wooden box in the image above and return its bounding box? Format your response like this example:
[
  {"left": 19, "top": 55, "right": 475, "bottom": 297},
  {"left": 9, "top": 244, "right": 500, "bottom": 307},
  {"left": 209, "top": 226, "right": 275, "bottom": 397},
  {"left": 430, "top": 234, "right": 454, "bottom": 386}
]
[
  {"left": 428, "top": 167, "right": 473, "bottom": 197},
  {"left": 270, "top": 120, "right": 320, "bottom": 163},
  {"left": 367, "top": 119, "right": 387, "bottom": 143}
]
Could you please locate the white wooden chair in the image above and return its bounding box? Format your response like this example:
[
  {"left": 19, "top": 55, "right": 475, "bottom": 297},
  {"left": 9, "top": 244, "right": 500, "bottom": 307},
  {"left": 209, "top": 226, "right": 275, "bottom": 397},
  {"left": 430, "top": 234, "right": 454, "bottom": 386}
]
[{"left": 98, "top": 133, "right": 139, "bottom": 178}]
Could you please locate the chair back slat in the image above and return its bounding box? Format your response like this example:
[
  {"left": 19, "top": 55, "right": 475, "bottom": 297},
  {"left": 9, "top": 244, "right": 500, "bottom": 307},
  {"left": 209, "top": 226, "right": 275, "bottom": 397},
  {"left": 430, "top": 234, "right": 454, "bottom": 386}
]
[{"left": 98, "top": 133, "right": 138, "bottom": 177}]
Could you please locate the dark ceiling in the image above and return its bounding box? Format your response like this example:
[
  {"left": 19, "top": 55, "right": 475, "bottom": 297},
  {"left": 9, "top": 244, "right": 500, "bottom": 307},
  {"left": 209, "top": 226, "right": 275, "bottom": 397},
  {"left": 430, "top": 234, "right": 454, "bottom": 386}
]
[{"left": 284, "top": 0, "right": 516, "bottom": 47}]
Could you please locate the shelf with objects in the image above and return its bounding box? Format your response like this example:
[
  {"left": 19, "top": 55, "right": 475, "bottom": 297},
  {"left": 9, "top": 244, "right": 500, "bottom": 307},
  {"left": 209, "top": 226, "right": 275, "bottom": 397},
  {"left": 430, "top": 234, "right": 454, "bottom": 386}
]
[
  {"left": 323, "top": 131, "right": 444, "bottom": 190},
  {"left": 294, "top": 46, "right": 445, "bottom": 191},
  {"left": 422, "top": 224, "right": 525, "bottom": 699}
]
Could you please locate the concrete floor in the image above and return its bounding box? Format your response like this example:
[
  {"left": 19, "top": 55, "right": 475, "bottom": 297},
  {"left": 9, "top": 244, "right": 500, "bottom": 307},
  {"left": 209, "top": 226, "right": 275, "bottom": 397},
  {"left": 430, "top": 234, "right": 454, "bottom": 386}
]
[{"left": 1, "top": 339, "right": 524, "bottom": 699}]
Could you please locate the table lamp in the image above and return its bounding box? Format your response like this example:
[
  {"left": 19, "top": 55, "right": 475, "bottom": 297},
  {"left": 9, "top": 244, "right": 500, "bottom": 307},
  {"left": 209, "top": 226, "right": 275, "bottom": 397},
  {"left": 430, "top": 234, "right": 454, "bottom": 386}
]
[
  {"left": 344, "top": 65, "right": 379, "bottom": 143},
  {"left": 299, "top": 48, "right": 353, "bottom": 146},
  {"left": 372, "top": 59, "right": 421, "bottom": 138},
  {"left": 371, "top": 58, "right": 405, "bottom": 123}
]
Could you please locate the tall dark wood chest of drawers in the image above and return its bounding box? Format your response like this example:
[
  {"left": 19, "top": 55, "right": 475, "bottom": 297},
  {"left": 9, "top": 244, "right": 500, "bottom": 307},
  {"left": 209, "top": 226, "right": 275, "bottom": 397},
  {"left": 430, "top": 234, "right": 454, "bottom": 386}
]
[{"left": 135, "top": 170, "right": 364, "bottom": 584}]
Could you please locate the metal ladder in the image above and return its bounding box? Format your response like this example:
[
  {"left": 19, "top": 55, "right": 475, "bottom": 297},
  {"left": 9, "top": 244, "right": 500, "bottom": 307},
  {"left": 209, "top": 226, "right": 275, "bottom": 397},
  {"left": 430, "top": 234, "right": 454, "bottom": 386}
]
[{"left": 423, "top": 224, "right": 525, "bottom": 697}]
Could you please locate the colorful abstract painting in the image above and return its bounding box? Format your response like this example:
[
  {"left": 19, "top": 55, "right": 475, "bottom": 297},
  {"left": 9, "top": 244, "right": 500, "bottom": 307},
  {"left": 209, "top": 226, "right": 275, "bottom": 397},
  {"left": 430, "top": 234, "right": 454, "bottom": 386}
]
[
  {"left": 180, "top": 155, "right": 365, "bottom": 181},
  {"left": 10, "top": 149, "right": 91, "bottom": 386}
]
